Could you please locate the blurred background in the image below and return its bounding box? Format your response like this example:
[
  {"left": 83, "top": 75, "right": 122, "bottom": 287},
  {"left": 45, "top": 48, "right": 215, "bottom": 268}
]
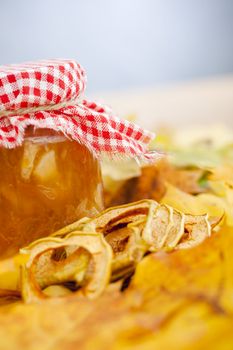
[
  {"left": 1, "top": 0, "right": 233, "bottom": 128},
  {"left": 1, "top": 0, "right": 233, "bottom": 93}
]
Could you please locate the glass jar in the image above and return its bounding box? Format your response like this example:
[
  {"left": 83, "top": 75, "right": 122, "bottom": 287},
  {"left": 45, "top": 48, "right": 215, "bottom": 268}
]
[{"left": 0, "top": 127, "right": 104, "bottom": 259}]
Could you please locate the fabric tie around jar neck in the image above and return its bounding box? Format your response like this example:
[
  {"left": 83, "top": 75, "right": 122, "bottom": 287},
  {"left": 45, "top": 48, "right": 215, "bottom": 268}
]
[{"left": 0, "top": 59, "right": 156, "bottom": 162}]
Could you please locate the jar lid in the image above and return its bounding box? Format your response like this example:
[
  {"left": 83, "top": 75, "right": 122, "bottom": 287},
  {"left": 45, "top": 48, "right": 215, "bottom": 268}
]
[
  {"left": 0, "top": 59, "right": 155, "bottom": 161},
  {"left": 0, "top": 59, "right": 86, "bottom": 114}
]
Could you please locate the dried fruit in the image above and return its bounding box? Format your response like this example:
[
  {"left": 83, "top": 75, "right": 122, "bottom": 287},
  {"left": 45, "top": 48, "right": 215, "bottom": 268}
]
[
  {"left": 21, "top": 232, "right": 112, "bottom": 302},
  {"left": 0, "top": 200, "right": 214, "bottom": 303}
]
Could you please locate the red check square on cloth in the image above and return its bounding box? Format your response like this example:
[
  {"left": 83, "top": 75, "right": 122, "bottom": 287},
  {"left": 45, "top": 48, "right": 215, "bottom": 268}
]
[{"left": 0, "top": 59, "right": 155, "bottom": 160}]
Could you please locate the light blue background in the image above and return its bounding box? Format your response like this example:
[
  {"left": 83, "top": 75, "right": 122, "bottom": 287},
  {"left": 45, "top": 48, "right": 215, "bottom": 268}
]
[{"left": 1, "top": 0, "right": 233, "bottom": 92}]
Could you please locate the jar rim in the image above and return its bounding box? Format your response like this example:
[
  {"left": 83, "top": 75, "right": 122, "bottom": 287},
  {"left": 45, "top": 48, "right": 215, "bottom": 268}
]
[
  {"left": 24, "top": 135, "right": 67, "bottom": 144},
  {"left": 24, "top": 126, "right": 67, "bottom": 144}
]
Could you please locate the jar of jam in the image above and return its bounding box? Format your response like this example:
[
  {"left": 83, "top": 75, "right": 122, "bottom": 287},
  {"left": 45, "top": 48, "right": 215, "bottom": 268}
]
[
  {"left": 0, "top": 59, "right": 154, "bottom": 259},
  {"left": 0, "top": 127, "right": 104, "bottom": 258}
]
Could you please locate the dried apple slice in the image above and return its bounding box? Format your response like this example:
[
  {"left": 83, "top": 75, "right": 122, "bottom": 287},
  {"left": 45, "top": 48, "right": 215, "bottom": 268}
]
[
  {"left": 51, "top": 217, "right": 91, "bottom": 238},
  {"left": 51, "top": 201, "right": 153, "bottom": 239},
  {"left": 142, "top": 203, "right": 173, "bottom": 250},
  {"left": 163, "top": 209, "right": 185, "bottom": 249},
  {"left": 20, "top": 232, "right": 112, "bottom": 302},
  {"left": 106, "top": 222, "right": 147, "bottom": 281},
  {"left": 81, "top": 200, "right": 154, "bottom": 233},
  {"left": 176, "top": 213, "right": 211, "bottom": 249},
  {"left": 75, "top": 201, "right": 153, "bottom": 280}
]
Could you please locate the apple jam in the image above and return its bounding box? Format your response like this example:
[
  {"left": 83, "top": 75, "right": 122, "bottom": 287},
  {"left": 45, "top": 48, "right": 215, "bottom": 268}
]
[{"left": 0, "top": 128, "right": 104, "bottom": 259}]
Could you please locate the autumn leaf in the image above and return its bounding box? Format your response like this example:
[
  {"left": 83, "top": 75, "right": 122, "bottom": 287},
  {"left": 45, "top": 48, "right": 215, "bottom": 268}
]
[
  {"left": 0, "top": 225, "right": 233, "bottom": 349},
  {"left": 0, "top": 125, "right": 233, "bottom": 349}
]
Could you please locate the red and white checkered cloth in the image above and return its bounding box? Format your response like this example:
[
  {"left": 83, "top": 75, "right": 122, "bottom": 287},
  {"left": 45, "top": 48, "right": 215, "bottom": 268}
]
[{"left": 0, "top": 59, "right": 155, "bottom": 160}]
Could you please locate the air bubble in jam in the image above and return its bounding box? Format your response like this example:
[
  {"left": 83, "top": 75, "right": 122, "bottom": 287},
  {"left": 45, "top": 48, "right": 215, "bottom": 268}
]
[{"left": 0, "top": 128, "right": 104, "bottom": 259}]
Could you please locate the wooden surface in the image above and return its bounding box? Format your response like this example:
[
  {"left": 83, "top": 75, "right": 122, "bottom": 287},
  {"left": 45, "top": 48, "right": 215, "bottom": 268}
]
[{"left": 92, "top": 75, "right": 233, "bottom": 130}]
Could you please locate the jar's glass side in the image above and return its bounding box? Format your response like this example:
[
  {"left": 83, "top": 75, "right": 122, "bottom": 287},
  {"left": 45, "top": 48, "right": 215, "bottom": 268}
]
[{"left": 0, "top": 132, "right": 104, "bottom": 259}]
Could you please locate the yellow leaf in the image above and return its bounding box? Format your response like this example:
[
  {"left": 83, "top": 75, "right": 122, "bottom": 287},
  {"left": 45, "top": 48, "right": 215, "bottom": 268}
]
[{"left": 161, "top": 183, "right": 227, "bottom": 225}]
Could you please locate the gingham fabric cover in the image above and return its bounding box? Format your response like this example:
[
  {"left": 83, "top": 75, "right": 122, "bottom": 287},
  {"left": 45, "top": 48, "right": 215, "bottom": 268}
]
[{"left": 0, "top": 59, "right": 155, "bottom": 159}]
